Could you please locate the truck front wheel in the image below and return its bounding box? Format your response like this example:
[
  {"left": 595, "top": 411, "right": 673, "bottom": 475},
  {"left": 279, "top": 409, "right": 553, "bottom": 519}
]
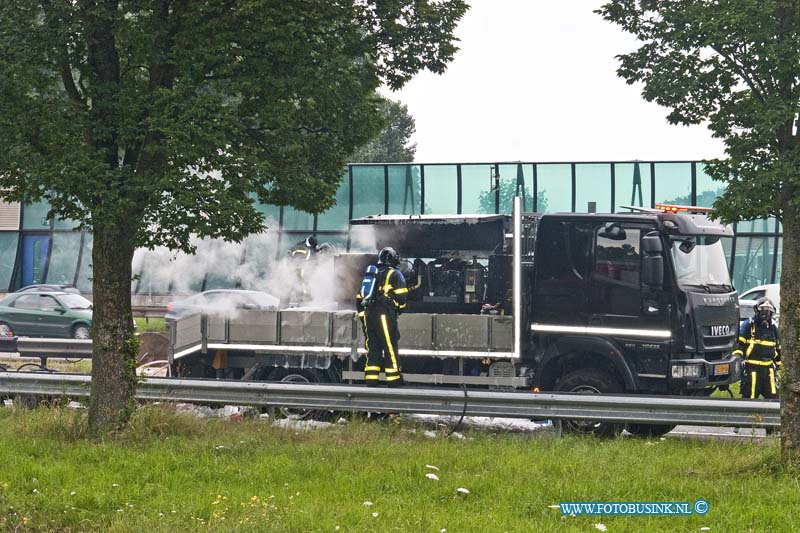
[{"left": 557, "top": 368, "right": 624, "bottom": 437}]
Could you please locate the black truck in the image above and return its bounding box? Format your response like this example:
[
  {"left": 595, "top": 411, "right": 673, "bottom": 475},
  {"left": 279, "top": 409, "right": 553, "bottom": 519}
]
[{"left": 169, "top": 198, "right": 741, "bottom": 435}]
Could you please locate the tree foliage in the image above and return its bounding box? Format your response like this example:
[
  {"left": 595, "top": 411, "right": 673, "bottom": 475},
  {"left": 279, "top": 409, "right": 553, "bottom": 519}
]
[
  {"left": 597, "top": 0, "right": 799, "bottom": 223},
  {"left": 350, "top": 98, "right": 417, "bottom": 163},
  {"left": 0, "top": 1, "right": 466, "bottom": 250},
  {"left": 598, "top": 0, "right": 800, "bottom": 460},
  {"left": 0, "top": 0, "right": 467, "bottom": 432}
]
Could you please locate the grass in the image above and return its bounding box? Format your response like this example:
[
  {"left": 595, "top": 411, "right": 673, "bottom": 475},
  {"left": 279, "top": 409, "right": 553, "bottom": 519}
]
[
  {"left": 135, "top": 317, "right": 167, "bottom": 333},
  {"left": 0, "top": 406, "right": 797, "bottom": 532}
]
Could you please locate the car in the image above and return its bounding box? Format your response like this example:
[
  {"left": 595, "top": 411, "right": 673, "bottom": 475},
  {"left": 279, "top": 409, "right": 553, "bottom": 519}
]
[
  {"left": 0, "top": 291, "right": 93, "bottom": 339},
  {"left": 738, "top": 283, "right": 780, "bottom": 322},
  {"left": 16, "top": 284, "right": 82, "bottom": 295},
  {"left": 165, "top": 289, "right": 280, "bottom": 323}
]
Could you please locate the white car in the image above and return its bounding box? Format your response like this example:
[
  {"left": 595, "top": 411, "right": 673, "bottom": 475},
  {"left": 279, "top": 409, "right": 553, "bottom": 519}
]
[{"left": 738, "top": 284, "right": 780, "bottom": 322}]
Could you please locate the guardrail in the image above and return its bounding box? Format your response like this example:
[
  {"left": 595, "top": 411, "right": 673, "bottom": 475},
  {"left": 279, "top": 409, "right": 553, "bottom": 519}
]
[
  {"left": 0, "top": 338, "right": 92, "bottom": 366},
  {"left": 0, "top": 372, "right": 780, "bottom": 429},
  {"left": 132, "top": 305, "right": 168, "bottom": 319}
]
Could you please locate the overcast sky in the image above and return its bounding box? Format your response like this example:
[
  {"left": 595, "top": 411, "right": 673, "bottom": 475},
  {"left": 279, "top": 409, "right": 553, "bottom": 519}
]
[{"left": 382, "top": 0, "right": 726, "bottom": 163}]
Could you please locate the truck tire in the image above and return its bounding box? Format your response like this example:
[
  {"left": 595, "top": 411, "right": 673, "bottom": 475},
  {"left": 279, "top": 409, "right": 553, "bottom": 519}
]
[
  {"left": 557, "top": 368, "right": 624, "bottom": 437},
  {"left": 626, "top": 423, "right": 676, "bottom": 438},
  {"left": 267, "top": 368, "right": 335, "bottom": 422}
]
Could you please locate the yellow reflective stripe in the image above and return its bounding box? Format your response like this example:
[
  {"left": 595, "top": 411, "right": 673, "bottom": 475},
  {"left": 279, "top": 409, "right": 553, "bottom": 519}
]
[
  {"left": 732, "top": 350, "right": 743, "bottom": 356},
  {"left": 751, "top": 371, "right": 757, "bottom": 399},
  {"left": 382, "top": 270, "right": 394, "bottom": 295},
  {"left": 357, "top": 311, "right": 365, "bottom": 317},
  {"left": 362, "top": 316, "right": 369, "bottom": 351},
  {"left": 385, "top": 374, "right": 401, "bottom": 381},
  {"left": 365, "top": 366, "right": 381, "bottom": 371},
  {"left": 738, "top": 336, "right": 747, "bottom": 343},
  {"left": 380, "top": 314, "right": 399, "bottom": 371},
  {"left": 746, "top": 343, "right": 755, "bottom": 357},
  {"left": 747, "top": 339, "right": 777, "bottom": 347},
  {"left": 770, "top": 367, "right": 777, "bottom": 395},
  {"left": 393, "top": 287, "right": 408, "bottom": 294},
  {"left": 744, "top": 359, "right": 774, "bottom": 366},
  {"left": 365, "top": 374, "right": 379, "bottom": 380},
  {"left": 384, "top": 368, "right": 399, "bottom": 374}
]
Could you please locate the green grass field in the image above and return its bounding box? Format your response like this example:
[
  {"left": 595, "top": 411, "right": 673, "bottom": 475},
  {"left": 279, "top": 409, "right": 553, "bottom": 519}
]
[{"left": 0, "top": 406, "right": 796, "bottom": 532}]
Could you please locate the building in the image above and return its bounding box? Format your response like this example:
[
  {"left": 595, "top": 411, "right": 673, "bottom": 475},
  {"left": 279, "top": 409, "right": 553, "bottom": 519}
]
[{"left": 0, "top": 161, "right": 782, "bottom": 299}]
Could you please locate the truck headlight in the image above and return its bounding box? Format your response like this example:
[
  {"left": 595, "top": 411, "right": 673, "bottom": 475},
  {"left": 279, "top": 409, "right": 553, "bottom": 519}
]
[{"left": 671, "top": 364, "right": 703, "bottom": 379}]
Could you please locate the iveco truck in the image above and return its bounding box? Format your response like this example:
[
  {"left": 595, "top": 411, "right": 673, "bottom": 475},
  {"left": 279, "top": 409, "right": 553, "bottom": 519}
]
[{"left": 169, "top": 198, "right": 741, "bottom": 435}]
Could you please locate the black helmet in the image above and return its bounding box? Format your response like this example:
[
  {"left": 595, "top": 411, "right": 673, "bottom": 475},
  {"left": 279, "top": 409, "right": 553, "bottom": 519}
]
[
  {"left": 305, "top": 236, "right": 318, "bottom": 249},
  {"left": 377, "top": 247, "right": 400, "bottom": 267}
]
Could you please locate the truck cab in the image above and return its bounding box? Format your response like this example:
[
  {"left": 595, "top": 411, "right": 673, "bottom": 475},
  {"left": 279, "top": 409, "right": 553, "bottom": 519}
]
[{"left": 526, "top": 207, "right": 741, "bottom": 398}]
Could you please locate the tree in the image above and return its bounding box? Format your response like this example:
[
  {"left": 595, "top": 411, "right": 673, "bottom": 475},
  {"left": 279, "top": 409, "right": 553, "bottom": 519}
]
[
  {"left": 598, "top": 1, "right": 800, "bottom": 460},
  {"left": 351, "top": 98, "right": 417, "bottom": 163},
  {"left": 477, "top": 181, "right": 548, "bottom": 214},
  {"left": 0, "top": 0, "right": 467, "bottom": 433}
]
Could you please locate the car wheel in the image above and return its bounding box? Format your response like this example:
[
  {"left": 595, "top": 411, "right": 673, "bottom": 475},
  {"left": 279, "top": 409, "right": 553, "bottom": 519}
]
[
  {"left": 0, "top": 323, "right": 14, "bottom": 337},
  {"left": 557, "top": 368, "right": 625, "bottom": 437},
  {"left": 72, "top": 324, "right": 91, "bottom": 339},
  {"left": 267, "top": 368, "right": 335, "bottom": 422}
]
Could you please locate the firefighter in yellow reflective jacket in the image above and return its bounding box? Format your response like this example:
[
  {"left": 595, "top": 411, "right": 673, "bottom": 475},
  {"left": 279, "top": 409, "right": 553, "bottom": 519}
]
[
  {"left": 356, "top": 247, "right": 408, "bottom": 387},
  {"left": 734, "top": 298, "right": 781, "bottom": 399}
]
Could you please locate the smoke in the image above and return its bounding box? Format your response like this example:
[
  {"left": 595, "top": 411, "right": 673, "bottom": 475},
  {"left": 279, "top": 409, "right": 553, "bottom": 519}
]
[{"left": 132, "top": 218, "right": 382, "bottom": 312}]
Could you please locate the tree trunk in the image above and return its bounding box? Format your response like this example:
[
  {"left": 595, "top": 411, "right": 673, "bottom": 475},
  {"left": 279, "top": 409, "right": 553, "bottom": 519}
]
[
  {"left": 781, "top": 203, "right": 800, "bottom": 461},
  {"left": 87, "top": 221, "right": 138, "bottom": 435}
]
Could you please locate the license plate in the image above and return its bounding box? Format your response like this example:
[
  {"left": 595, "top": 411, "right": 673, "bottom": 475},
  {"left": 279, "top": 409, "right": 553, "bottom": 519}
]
[{"left": 714, "top": 363, "right": 730, "bottom": 375}]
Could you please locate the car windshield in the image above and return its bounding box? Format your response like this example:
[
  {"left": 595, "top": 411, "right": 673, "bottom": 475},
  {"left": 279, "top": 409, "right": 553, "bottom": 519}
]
[
  {"left": 59, "top": 294, "right": 93, "bottom": 310},
  {"left": 669, "top": 235, "right": 732, "bottom": 293}
]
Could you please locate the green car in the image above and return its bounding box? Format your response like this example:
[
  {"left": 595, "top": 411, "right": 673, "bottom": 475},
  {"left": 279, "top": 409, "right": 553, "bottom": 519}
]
[{"left": 0, "top": 291, "right": 93, "bottom": 339}]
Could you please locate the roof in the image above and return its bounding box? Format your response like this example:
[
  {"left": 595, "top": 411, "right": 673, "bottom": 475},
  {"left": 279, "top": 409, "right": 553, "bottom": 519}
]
[{"left": 350, "top": 213, "right": 508, "bottom": 225}]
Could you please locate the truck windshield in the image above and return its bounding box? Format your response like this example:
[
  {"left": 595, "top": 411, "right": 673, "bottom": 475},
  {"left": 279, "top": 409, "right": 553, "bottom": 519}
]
[{"left": 669, "top": 235, "right": 733, "bottom": 293}]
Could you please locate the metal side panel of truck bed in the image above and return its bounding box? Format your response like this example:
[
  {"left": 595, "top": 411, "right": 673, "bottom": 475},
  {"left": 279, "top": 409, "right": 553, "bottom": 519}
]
[{"left": 169, "top": 310, "right": 516, "bottom": 361}]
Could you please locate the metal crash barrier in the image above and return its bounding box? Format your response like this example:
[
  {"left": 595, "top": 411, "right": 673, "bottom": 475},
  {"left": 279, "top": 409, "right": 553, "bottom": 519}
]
[
  {"left": 0, "top": 338, "right": 92, "bottom": 367},
  {"left": 0, "top": 372, "right": 781, "bottom": 429}
]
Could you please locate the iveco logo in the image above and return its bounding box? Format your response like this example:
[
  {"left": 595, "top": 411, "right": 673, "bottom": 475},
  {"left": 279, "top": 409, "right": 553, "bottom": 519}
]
[{"left": 709, "top": 324, "right": 731, "bottom": 337}]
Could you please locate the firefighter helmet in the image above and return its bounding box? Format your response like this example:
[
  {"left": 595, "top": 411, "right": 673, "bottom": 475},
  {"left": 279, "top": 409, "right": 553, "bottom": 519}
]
[
  {"left": 377, "top": 247, "right": 400, "bottom": 267},
  {"left": 754, "top": 297, "right": 776, "bottom": 320},
  {"left": 305, "top": 236, "right": 318, "bottom": 249}
]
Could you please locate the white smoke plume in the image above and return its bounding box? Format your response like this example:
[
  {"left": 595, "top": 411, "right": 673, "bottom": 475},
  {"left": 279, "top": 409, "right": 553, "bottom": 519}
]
[{"left": 133, "top": 219, "right": 381, "bottom": 312}]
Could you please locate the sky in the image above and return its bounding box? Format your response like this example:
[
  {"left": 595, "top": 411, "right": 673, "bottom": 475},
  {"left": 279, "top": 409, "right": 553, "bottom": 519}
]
[{"left": 382, "top": 0, "right": 726, "bottom": 163}]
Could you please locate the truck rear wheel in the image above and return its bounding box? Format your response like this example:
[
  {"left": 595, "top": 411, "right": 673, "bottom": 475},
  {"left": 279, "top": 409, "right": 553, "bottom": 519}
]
[
  {"left": 557, "top": 368, "right": 624, "bottom": 437},
  {"left": 267, "top": 368, "right": 335, "bottom": 422}
]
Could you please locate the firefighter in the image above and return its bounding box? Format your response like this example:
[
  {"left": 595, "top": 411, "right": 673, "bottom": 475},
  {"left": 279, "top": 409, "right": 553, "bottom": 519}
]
[
  {"left": 734, "top": 297, "right": 781, "bottom": 400},
  {"left": 287, "top": 236, "right": 318, "bottom": 305},
  {"left": 356, "top": 247, "right": 408, "bottom": 387}
]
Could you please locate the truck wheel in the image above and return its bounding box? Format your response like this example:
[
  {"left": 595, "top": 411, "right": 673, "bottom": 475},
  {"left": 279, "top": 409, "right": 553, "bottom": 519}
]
[
  {"left": 626, "top": 423, "right": 676, "bottom": 438},
  {"left": 267, "top": 368, "right": 335, "bottom": 422},
  {"left": 557, "top": 368, "right": 624, "bottom": 437}
]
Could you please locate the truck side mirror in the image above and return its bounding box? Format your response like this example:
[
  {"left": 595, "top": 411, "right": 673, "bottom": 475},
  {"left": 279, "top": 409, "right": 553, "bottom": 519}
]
[
  {"left": 642, "top": 256, "right": 663, "bottom": 289},
  {"left": 642, "top": 232, "right": 663, "bottom": 254},
  {"left": 641, "top": 232, "right": 663, "bottom": 288}
]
